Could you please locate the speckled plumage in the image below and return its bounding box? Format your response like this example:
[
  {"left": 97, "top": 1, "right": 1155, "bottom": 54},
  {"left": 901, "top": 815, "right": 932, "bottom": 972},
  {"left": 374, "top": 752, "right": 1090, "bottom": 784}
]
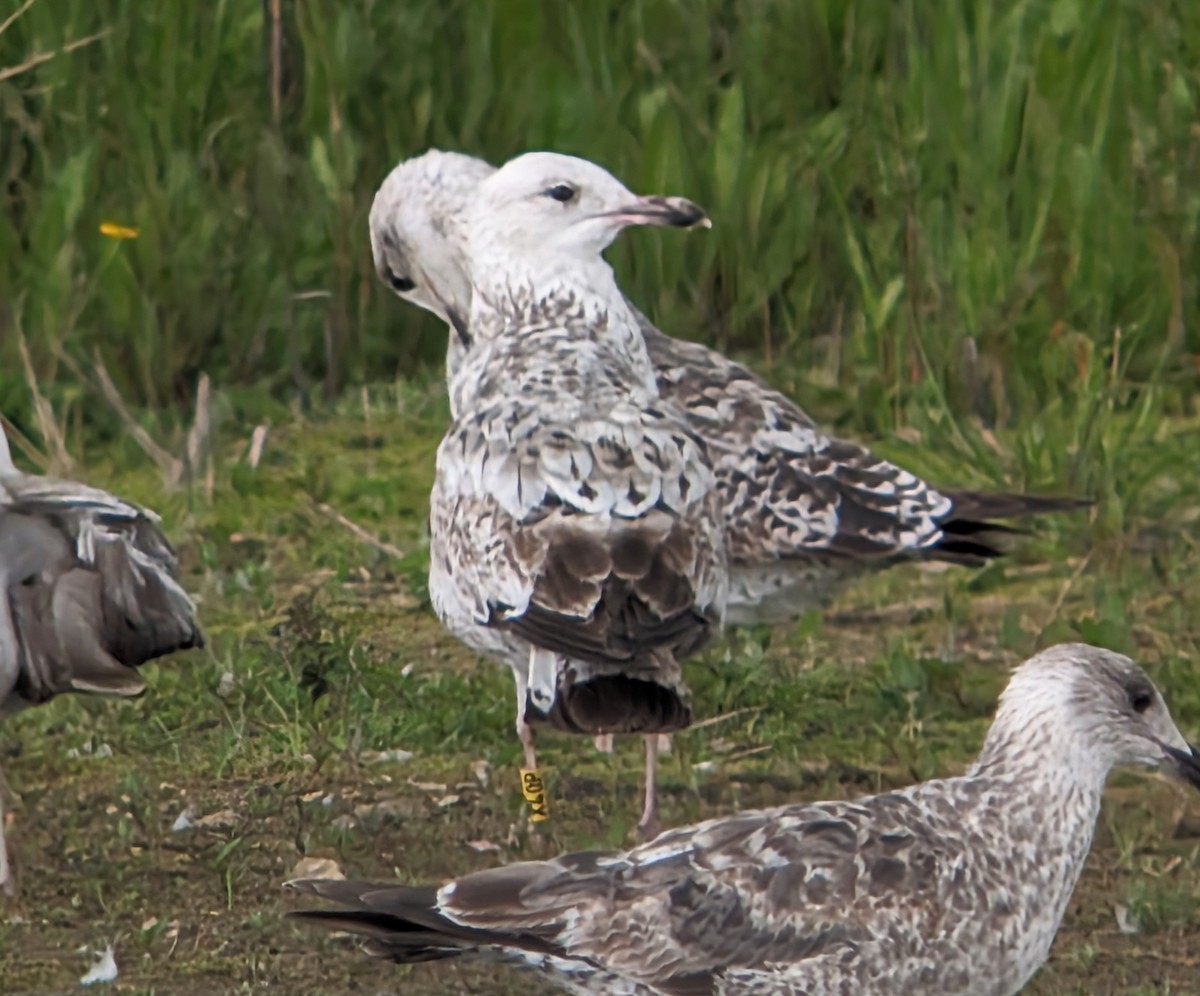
[
  {"left": 0, "top": 423, "right": 203, "bottom": 893},
  {"left": 424, "top": 154, "right": 725, "bottom": 831},
  {"left": 290, "top": 643, "right": 1200, "bottom": 995},
  {"left": 369, "top": 151, "right": 1086, "bottom": 626}
]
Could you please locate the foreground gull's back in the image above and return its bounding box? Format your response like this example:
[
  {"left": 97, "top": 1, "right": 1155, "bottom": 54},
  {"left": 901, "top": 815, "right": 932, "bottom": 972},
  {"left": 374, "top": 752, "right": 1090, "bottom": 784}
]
[
  {"left": 424, "top": 152, "right": 724, "bottom": 834},
  {"left": 0, "top": 423, "right": 204, "bottom": 892},
  {"left": 288, "top": 643, "right": 1200, "bottom": 996}
]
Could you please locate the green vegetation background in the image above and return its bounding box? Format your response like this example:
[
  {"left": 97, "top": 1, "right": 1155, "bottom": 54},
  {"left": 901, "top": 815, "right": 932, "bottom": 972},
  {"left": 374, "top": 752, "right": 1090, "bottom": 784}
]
[{"left": 2, "top": 1, "right": 1198, "bottom": 504}]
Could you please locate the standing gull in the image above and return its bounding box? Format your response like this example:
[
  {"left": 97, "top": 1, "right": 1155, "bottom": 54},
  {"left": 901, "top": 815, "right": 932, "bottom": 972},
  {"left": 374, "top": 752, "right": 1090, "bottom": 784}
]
[
  {"left": 370, "top": 150, "right": 1087, "bottom": 628},
  {"left": 0, "top": 423, "right": 204, "bottom": 894},
  {"left": 289, "top": 643, "right": 1200, "bottom": 995},
  {"left": 426, "top": 152, "right": 721, "bottom": 835}
]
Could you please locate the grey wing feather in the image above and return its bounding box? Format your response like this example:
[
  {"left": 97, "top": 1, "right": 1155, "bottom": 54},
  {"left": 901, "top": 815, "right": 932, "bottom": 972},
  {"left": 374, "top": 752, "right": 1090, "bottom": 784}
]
[{"left": 0, "top": 464, "right": 203, "bottom": 711}]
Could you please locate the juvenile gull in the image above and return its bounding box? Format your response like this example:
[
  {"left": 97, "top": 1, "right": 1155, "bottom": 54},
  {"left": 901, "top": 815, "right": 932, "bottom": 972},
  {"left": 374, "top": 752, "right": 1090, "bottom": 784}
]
[
  {"left": 370, "top": 150, "right": 1087, "bottom": 627},
  {"left": 290, "top": 642, "right": 1200, "bottom": 995},
  {"left": 427, "top": 152, "right": 722, "bottom": 834},
  {"left": 0, "top": 423, "right": 204, "bottom": 894}
]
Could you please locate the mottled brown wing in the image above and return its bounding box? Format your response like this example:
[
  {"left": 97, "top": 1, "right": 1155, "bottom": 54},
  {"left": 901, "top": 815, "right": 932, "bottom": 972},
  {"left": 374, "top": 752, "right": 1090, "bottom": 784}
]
[
  {"left": 640, "top": 320, "right": 1085, "bottom": 568},
  {"left": 436, "top": 400, "right": 725, "bottom": 666},
  {"left": 507, "top": 515, "right": 719, "bottom": 666},
  {"left": 286, "top": 796, "right": 962, "bottom": 989}
]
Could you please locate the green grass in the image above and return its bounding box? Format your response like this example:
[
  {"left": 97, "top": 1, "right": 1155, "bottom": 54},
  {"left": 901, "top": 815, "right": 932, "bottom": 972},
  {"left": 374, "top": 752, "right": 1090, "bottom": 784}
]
[
  {"left": 3, "top": 2, "right": 1200, "bottom": 473},
  {"left": 1, "top": 0, "right": 1200, "bottom": 992},
  {"left": 0, "top": 398, "right": 1196, "bottom": 994}
]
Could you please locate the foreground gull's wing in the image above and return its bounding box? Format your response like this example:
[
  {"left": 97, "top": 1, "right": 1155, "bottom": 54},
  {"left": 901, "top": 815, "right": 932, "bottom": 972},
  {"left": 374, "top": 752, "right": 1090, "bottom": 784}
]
[{"left": 286, "top": 794, "right": 968, "bottom": 990}]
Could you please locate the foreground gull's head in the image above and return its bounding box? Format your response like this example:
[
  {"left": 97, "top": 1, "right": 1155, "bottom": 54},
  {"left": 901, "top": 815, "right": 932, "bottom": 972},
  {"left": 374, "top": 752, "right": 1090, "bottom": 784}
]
[
  {"left": 465, "top": 151, "right": 710, "bottom": 265},
  {"left": 368, "top": 150, "right": 494, "bottom": 338},
  {"left": 992, "top": 643, "right": 1199, "bottom": 787}
]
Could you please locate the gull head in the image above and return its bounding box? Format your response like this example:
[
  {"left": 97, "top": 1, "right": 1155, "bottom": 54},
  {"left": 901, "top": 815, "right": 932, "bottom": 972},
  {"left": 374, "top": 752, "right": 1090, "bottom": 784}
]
[
  {"left": 464, "top": 152, "right": 710, "bottom": 271},
  {"left": 369, "top": 150, "right": 495, "bottom": 338},
  {"left": 998, "top": 643, "right": 1199, "bottom": 787}
]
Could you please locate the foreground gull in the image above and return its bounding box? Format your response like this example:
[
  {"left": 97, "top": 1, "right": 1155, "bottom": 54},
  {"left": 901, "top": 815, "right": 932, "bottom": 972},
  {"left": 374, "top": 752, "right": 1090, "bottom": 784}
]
[
  {"left": 371, "top": 149, "right": 1087, "bottom": 628},
  {"left": 0, "top": 423, "right": 203, "bottom": 893},
  {"left": 290, "top": 642, "right": 1200, "bottom": 995},
  {"left": 427, "top": 152, "right": 722, "bottom": 835}
]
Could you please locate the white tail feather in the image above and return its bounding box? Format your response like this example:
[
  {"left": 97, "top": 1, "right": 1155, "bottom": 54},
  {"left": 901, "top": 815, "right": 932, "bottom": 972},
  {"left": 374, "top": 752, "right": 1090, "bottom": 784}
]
[{"left": 525, "top": 646, "right": 559, "bottom": 719}]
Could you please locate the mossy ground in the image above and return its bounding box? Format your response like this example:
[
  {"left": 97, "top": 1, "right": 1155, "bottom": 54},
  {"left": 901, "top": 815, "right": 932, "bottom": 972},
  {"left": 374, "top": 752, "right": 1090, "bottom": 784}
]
[{"left": 1, "top": 391, "right": 1198, "bottom": 995}]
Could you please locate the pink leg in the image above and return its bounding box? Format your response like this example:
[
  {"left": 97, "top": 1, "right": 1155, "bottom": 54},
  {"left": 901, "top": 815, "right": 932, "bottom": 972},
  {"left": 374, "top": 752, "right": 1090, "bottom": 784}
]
[
  {"left": 636, "top": 734, "right": 661, "bottom": 840},
  {"left": 518, "top": 716, "right": 539, "bottom": 772},
  {"left": 0, "top": 767, "right": 13, "bottom": 897},
  {"left": 593, "top": 733, "right": 614, "bottom": 753},
  {"left": 513, "top": 670, "right": 539, "bottom": 771}
]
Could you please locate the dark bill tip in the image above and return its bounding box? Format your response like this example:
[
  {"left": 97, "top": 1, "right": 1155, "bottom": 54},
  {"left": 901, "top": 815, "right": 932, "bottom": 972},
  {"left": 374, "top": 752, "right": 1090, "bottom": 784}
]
[
  {"left": 1163, "top": 743, "right": 1200, "bottom": 790},
  {"left": 603, "top": 195, "right": 712, "bottom": 230}
]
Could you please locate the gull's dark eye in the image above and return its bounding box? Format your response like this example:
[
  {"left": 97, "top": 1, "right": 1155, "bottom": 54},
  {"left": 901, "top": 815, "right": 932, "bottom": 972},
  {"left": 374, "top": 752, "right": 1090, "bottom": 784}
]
[
  {"left": 380, "top": 264, "right": 415, "bottom": 293},
  {"left": 1130, "top": 690, "right": 1153, "bottom": 714},
  {"left": 544, "top": 183, "right": 577, "bottom": 203}
]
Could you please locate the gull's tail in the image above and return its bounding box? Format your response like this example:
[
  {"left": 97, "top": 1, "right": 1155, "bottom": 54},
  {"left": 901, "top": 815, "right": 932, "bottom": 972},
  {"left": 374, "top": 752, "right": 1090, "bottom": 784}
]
[
  {"left": 930, "top": 490, "right": 1092, "bottom": 564},
  {"left": 545, "top": 667, "right": 692, "bottom": 736},
  {"left": 286, "top": 874, "right": 570, "bottom": 966}
]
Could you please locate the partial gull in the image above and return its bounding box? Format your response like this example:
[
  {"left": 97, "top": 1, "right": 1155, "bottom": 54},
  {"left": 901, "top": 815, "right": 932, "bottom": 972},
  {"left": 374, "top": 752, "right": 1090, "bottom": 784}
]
[
  {"left": 0, "top": 422, "right": 204, "bottom": 894},
  {"left": 370, "top": 149, "right": 1087, "bottom": 628},
  {"left": 426, "top": 152, "right": 721, "bottom": 835},
  {"left": 290, "top": 642, "right": 1200, "bottom": 995}
]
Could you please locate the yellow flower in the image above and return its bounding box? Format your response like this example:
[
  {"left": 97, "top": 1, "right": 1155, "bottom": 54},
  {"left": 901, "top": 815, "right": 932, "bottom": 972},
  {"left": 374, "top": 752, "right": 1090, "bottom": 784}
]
[{"left": 99, "top": 221, "right": 139, "bottom": 240}]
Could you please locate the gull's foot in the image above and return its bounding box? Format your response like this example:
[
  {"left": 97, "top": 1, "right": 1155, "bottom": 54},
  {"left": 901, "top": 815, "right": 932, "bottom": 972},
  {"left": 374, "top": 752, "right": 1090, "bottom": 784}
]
[{"left": 634, "top": 812, "right": 661, "bottom": 842}]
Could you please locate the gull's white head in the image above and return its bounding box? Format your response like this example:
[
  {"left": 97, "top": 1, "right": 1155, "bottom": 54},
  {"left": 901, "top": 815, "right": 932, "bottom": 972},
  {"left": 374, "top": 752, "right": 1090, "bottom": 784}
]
[
  {"left": 369, "top": 150, "right": 495, "bottom": 341},
  {"left": 988, "top": 643, "right": 1199, "bottom": 787},
  {"left": 463, "top": 152, "right": 710, "bottom": 280}
]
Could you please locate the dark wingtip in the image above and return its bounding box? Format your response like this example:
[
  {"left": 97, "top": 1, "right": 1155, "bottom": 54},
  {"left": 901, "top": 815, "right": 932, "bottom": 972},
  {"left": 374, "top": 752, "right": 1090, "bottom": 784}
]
[
  {"left": 929, "top": 490, "right": 1092, "bottom": 564},
  {"left": 942, "top": 489, "right": 1094, "bottom": 522}
]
